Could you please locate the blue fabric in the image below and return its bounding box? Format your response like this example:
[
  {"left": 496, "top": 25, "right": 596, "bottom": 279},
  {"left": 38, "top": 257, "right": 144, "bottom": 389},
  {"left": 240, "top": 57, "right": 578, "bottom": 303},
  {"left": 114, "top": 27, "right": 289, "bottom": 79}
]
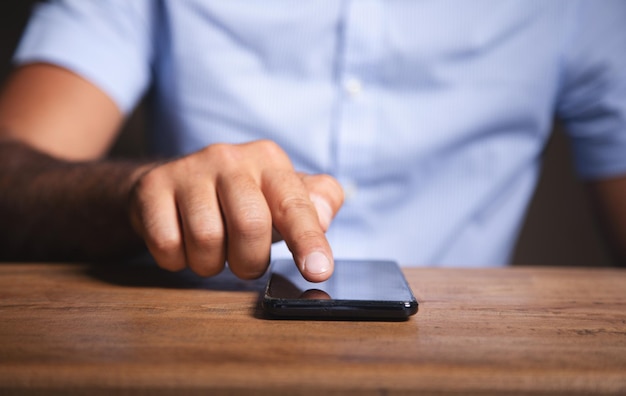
[{"left": 14, "top": 0, "right": 626, "bottom": 266}]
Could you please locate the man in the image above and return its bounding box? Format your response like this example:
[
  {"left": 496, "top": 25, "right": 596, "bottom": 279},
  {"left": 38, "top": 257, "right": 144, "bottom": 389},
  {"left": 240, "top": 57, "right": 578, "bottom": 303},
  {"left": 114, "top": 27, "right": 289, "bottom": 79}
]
[{"left": 0, "top": 0, "right": 625, "bottom": 281}]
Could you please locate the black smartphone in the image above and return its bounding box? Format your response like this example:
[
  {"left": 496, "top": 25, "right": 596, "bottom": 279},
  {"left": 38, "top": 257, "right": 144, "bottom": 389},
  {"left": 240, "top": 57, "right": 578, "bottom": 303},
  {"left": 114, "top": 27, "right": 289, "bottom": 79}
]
[{"left": 262, "top": 259, "right": 418, "bottom": 321}]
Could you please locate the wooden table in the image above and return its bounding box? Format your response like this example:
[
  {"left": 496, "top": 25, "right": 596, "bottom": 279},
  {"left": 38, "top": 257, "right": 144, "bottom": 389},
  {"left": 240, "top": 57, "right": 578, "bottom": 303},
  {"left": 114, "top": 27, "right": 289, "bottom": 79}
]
[{"left": 0, "top": 262, "right": 625, "bottom": 395}]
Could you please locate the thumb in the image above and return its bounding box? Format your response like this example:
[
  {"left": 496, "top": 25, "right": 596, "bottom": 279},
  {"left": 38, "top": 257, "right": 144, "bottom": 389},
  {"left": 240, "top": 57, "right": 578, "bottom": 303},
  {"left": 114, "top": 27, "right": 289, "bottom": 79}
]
[
  {"left": 300, "top": 173, "right": 344, "bottom": 231},
  {"left": 272, "top": 173, "right": 344, "bottom": 243}
]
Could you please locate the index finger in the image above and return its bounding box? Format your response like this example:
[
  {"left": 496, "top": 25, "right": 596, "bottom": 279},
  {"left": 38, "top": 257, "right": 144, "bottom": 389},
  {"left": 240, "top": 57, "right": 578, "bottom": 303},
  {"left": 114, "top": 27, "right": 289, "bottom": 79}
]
[{"left": 262, "top": 169, "right": 334, "bottom": 282}]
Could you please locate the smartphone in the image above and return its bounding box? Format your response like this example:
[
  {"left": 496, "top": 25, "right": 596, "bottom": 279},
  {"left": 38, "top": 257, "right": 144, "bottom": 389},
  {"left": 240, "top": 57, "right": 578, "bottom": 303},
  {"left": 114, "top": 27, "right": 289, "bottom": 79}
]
[{"left": 262, "top": 259, "right": 418, "bottom": 320}]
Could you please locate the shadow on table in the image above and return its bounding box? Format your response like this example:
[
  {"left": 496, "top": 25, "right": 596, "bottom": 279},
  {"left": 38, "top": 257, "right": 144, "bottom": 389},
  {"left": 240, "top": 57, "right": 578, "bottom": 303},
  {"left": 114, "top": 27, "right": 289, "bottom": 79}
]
[{"left": 86, "top": 255, "right": 268, "bottom": 292}]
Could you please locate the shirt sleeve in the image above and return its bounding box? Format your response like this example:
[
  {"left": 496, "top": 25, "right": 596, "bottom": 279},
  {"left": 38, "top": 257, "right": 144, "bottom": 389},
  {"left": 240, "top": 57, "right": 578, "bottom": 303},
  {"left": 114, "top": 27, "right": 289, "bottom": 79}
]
[
  {"left": 13, "top": 0, "right": 155, "bottom": 114},
  {"left": 557, "top": 0, "right": 626, "bottom": 180}
]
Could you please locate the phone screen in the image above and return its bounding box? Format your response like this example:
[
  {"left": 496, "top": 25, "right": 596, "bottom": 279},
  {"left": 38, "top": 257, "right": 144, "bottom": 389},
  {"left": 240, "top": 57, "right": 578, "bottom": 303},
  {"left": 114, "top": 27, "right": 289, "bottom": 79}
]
[{"left": 262, "top": 259, "right": 418, "bottom": 320}]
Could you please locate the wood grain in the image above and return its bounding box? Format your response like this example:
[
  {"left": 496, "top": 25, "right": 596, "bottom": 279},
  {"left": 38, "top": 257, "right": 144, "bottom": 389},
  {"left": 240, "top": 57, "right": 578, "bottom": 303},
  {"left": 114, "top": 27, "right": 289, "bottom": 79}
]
[{"left": 0, "top": 262, "right": 625, "bottom": 395}]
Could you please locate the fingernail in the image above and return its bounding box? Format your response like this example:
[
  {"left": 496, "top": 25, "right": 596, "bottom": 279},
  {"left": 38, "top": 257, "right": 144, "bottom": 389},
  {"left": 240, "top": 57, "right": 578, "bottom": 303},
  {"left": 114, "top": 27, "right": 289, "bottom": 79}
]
[
  {"left": 310, "top": 194, "right": 333, "bottom": 230},
  {"left": 303, "top": 251, "right": 331, "bottom": 275}
]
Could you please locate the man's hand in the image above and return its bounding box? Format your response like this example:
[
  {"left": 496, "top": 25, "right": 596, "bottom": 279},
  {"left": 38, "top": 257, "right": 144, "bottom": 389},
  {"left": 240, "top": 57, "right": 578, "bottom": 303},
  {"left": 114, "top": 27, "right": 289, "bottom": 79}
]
[
  {"left": 0, "top": 65, "right": 343, "bottom": 280},
  {"left": 129, "top": 140, "right": 344, "bottom": 282}
]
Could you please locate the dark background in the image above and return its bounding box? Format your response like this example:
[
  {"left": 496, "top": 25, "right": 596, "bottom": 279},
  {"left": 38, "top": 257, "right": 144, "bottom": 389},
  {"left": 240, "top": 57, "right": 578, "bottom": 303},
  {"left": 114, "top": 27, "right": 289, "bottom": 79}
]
[{"left": 0, "top": 1, "right": 615, "bottom": 267}]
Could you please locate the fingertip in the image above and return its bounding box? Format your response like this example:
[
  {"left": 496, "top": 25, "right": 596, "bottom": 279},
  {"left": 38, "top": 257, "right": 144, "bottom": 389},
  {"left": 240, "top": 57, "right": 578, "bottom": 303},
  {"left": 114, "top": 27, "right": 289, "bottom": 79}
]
[{"left": 300, "top": 251, "right": 334, "bottom": 282}]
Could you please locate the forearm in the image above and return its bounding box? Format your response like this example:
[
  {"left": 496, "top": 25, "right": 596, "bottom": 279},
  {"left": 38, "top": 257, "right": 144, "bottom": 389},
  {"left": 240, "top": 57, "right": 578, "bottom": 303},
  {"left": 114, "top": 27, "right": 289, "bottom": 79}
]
[{"left": 0, "top": 139, "right": 152, "bottom": 262}]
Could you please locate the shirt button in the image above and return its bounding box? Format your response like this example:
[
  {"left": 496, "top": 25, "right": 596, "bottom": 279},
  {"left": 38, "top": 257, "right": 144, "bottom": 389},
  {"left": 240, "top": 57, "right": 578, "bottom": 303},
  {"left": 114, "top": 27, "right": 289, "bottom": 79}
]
[{"left": 343, "top": 77, "right": 363, "bottom": 98}]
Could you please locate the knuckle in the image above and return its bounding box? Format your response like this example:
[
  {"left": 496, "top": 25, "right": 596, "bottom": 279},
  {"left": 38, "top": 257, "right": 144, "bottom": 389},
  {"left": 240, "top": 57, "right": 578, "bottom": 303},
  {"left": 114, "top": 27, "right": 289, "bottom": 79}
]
[
  {"left": 134, "top": 168, "right": 166, "bottom": 196},
  {"left": 180, "top": 196, "right": 224, "bottom": 246},
  {"left": 294, "top": 229, "right": 325, "bottom": 245},
  {"left": 202, "top": 143, "right": 239, "bottom": 166},
  {"left": 276, "top": 196, "right": 313, "bottom": 219},
  {"left": 255, "top": 139, "right": 280, "bottom": 153},
  {"left": 202, "top": 143, "right": 226, "bottom": 156},
  {"left": 188, "top": 225, "right": 224, "bottom": 250},
  {"left": 255, "top": 140, "right": 288, "bottom": 163},
  {"left": 230, "top": 209, "right": 271, "bottom": 242},
  {"left": 147, "top": 232, "right": 181, "bottom": 257},
  {"left": 182, "top": 216, "right": 226, "bottom": 277},
  {"left": 147, "top": 235, "right": 186, "bottom": 272}
]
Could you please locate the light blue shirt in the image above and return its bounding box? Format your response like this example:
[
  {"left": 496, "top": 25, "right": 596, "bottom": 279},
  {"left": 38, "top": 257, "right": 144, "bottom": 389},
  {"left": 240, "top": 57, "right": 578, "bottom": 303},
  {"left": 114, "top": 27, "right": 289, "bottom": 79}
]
[{"left": 15, "top": 0, "right": 626, "bottom": 266}]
